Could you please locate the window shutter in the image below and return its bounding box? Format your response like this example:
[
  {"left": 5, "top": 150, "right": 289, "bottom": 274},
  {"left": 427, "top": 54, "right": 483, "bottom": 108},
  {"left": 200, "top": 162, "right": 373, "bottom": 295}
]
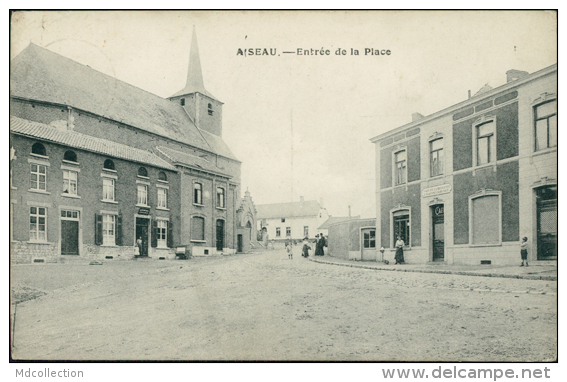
[
  {"left": 115, "top": 214, "right": 123, "bottom": 246},
  {"left": 95, "top": 214, "right": 103, "bottom": 245},
  {"left": 167, "top": 220, "right": 173, "bottom": 248},
  {"left": 151, "top": 219, "right": 158, "bottom": 248}
]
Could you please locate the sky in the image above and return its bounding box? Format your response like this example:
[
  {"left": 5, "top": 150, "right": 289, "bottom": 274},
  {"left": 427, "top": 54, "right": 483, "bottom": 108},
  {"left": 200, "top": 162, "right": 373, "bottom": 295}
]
[{"left": 10, "top": 11, "right": 557, "bottom": 218}]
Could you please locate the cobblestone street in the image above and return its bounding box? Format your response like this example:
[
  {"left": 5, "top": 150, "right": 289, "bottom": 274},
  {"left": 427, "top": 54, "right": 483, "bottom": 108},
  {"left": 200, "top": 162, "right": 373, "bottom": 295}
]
[{"left": 11, "top": 250, "right": 557, "bottom": 361}]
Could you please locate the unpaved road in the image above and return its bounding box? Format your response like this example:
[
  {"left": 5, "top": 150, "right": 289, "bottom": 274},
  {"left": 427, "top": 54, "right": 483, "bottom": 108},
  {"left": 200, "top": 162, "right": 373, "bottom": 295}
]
[{"left": 10, "top": 250, "right": 557, "bottom": 361}]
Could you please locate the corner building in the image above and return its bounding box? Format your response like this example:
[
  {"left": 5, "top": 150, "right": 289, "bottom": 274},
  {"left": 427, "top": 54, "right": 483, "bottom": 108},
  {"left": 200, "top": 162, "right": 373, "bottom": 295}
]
[
  {"left": 372, "top": 65, "right": 557, "bottom": 265},
  {"left": 10, "top": 29, "right": 242, "bottom": 263}
]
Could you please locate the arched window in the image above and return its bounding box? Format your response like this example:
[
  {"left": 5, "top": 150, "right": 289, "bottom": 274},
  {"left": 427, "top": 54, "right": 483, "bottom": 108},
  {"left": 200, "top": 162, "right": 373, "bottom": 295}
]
[
  {"left": 469, "top": 191, "right": 501, "bottom": 245},
  {"left": 138, "top": 167, "right": 148, "bottom": 177},
  {"left": 158, "top": 171, "right": 167, "bottom": 181},
  {"left": 103, "top": 159, "right": 115, "bottom": 170},
  {"left": 63, "top": 150, "right": 77, "bottom": 162},
  {"left": 31, "top": 142, "right": 47, "bottom": 156}
]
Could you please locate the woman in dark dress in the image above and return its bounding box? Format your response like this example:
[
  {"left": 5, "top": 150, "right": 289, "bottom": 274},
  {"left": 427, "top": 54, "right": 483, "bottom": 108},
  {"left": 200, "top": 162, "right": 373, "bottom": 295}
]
[
  {"left": 315, "top": 234, "right": 325, "bottom": 256},
  {"left": 395, "top": 236, "right": 405, "bottom": 264}
]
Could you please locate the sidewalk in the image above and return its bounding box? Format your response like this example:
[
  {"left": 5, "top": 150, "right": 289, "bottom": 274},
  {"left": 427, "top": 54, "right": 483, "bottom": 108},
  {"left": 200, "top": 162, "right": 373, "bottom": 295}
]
[{"left": 309, "top": 256, "right": 557, "bottom": 281}]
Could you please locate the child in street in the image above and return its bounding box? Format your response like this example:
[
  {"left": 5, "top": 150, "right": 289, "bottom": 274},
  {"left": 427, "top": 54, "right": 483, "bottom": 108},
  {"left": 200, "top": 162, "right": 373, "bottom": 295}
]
[
  {"left": 302, "top": 238, "right": 311, "bottom": 258},
  {"left": 520, "top": 237, "right": 529, "bottom": 267},
  {"left": 286, "top": 239, "right": 293, "bottom": 259}
]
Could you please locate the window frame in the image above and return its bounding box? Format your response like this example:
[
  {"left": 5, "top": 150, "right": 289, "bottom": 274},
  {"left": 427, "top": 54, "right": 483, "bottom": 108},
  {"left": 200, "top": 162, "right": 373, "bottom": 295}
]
[
  {"left": 276, "top": 227, "right": 281, "bottom": 237},
  {"left": 137, "top": 184, "right": 149, "bottom": 206},
  {"left": 363, "top": 229, "right": 376, "bottom": 249},
  {"left": 191, "top": 216, "right": 206, "bottom": 242},
  {"left": 31, "top": 142, "right": 47, "bottom": 156},
  {"left": 102, "top": 214, "right": 116, "bottom": 246},
  {"left": 193, "top": 182, "right": 203, "bottom": 205},
  {"left": 468, "top": 190, "right": 502, "bottom": 247},
  {"left": 157, "top": 220, "right": 168, "bottom": 248},
  {"left": 30, "top": 163, "right": 48, "bottom": 191},
  {"left": 286, "top": 227, "right": 291, "bottom": 237},
  {"left": 29, "top": 206, "right": 47, "bottom": 242},
  {"left": 390, "top": 207, "right": 411, "bottom": 248},
  {"left": 102, "top": 177, "right": 115, "bottom": 202},
  {"left": 304, "top": 226, "right": 309, "bottom": 238},
  {"left": 216, "top": 187, "right": 226, "bottom": 209},
  {"left": 157, "top": 187, "right": 168, "bottom": 209},
  {"left": 62, "top": 169, "right": 78, "bottom": 196},
  {"left": 473, "top": 118, "right": 497, "bottom": 167},
  {"left": 534, "top": 99, "right": 557, "bottom": 152},
  {"left": 429, "top": 137, "right": 444, "bottom": 177},
  {"left": 393, "top": 148, "right": 407, "bottom": 186}
]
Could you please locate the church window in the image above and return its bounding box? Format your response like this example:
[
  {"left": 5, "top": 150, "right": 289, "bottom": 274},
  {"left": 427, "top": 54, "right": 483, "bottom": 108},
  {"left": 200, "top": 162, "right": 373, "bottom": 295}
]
[{"left": 208, "top": 103, "right": 213, "bottom": 116}]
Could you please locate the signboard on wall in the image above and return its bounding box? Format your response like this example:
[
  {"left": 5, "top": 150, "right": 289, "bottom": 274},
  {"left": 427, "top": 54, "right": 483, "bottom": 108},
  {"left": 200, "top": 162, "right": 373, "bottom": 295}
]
[{"left": 422, "top": 184, "right": 452, "bottom": 198}]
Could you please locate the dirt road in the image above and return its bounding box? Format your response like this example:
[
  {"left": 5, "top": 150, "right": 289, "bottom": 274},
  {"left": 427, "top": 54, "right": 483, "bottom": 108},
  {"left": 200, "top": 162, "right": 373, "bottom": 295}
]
[{"left": 10, "top": 250, "right": 557, "bottom": 361}]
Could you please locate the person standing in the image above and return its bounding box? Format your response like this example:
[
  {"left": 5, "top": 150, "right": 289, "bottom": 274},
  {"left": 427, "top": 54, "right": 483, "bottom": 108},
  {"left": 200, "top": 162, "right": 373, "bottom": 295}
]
[
  {"left": 520, "top": 237, "right": 529, "bottom": 267},
  {"left": 302, "top": 237, "right": 312, "bottom": 258},
  {"left": 395, "top": 236, "right": 405, "bottom": 264},
  {"left": 315, "top": 234, "right": 325, "bottom": 256},
  {"left": 136, "top": 237, "right": 143, "bottom": 256}
]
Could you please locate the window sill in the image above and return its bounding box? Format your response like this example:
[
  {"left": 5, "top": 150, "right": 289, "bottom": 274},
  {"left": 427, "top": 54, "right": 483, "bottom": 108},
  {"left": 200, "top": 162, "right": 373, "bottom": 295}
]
[
  {"left": 469, "top": 243, "right": 502, "bottom": 248},
  {"left": 30, "top": 153, "right": 49, "bottom": 160},
  {"left": 531, "top": 147, "right": 557, "bottom": 158},
  {"left": 190, "top": 240, "right": 206, "bottom": 243},
  {"left": 100, "top": 244, "right": 118, "bottom": 247},
  {"left": 136, "top": 204, "right": 150, "bottom": 208},
  {"left": 193, "top": 203, "right": 205, "bottom": 207},
  {"left": 61, "top": 193, "right": 81, "bottom": 199},
  {"left": 62, "top": 160, "right": 80, "bottom": 166},
  {"left": 27, "top": 240, "right": 52, "bottom": 245},
  {"left": 473, "top": 163, "right": 496, "bottom": 171},
  {"left": 101, "top": 200, "right": 118, "bottom": 204},
  {"left": 102, "top": 168, "right": 117, "bottom": 173},
  {"left": 216, "top": 207, "right": 227, "bottom": 211},
  {"left": 156, "top": 245, "right": 169, "bottom": 250},
  {"left": 156, "top": 207, "right": 170, "bottom": 211},
  {"left": 157, "top": 180, "right": 169, "bottom": 184},
  {"left": 28, "top": 189, "right": 50, "bottom": 195},
  {"left": 429, "top": 174, "right": 444, "bottom": 181}
]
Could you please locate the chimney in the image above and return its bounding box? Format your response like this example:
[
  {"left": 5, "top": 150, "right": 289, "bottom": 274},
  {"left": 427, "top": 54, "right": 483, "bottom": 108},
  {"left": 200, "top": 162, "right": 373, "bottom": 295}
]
[
  {"left": 300, "top": 196, "right": 304, "bottom": 203},
  {"left": 506, "top": 69, "right": 529, "bottom": 83}
]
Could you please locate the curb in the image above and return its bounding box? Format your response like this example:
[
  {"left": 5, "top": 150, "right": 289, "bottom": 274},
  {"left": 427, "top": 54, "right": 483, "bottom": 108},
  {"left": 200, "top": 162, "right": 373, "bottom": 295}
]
[{"left": 309, "top": 258, "right": 557, "bottom": 281}]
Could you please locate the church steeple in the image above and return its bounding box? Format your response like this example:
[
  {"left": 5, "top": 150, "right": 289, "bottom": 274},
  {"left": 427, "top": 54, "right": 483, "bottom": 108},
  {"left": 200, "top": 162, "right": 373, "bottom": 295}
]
[{"left": 169, "top": 27, "right": 223, "bottom": 137}]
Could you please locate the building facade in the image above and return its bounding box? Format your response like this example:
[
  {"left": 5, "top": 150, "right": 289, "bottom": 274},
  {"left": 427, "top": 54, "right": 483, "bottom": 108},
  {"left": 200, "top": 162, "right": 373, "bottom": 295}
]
[
  {"left": 10, "top": 30, "right": 242, "bottom": 263},
  {"left": 256, "top": 197, "right": 329, "bottom": 242},
  {"left": 371, "top": 65, "right": 557, "bottom": 265},
  {"left": 327, "top": 218, "right": 377, "bottom": 261}
]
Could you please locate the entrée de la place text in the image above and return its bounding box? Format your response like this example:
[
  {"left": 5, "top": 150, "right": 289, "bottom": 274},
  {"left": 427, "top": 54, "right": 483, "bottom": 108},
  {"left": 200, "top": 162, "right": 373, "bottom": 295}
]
[{"left": 236, "top": 48, "right": 392, "bottom": 56}]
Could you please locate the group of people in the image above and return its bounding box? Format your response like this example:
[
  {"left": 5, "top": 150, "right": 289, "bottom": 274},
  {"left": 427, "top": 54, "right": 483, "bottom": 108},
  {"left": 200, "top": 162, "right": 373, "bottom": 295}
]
[{"left": 285, "top": 234, "right": 327, "bottom": 259}]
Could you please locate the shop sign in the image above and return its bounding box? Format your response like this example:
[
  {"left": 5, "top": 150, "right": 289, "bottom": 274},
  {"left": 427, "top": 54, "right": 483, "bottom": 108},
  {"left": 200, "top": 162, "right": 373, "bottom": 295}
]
[
  {"left": 422, "top": 184, "right": 452, "bottom": 198},
  {"left": 138, "top": 207, "right": 150, "bottom": 215}
]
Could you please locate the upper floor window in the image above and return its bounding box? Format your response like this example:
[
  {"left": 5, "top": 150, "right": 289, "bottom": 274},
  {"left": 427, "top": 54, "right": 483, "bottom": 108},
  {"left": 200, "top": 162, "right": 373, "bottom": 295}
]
[
  {"left": 281, "top": 218, "right": 286, "bottom": 223},
  {"left": 63, "top": 170, "right": 78, "bottom": 195},
  {"left": 476, "top": 121, "right": 495, "bottom": 165},
  {"left": 158, "top": 171, "right": 168, "bottom": 182},
  {"left": 30, "top": 163, "right": 47, "bottom": 191},
  {"left": 180, "top": 98, "right": 185, "bottom": 106},
  {"left": 208, "top": 103, "right": 213, "bottom": 116},
  {"left": 102, "top": 178, "right": 115, "bottom": 201},
  {"left": 63, "top": 150, "right": 77, "bottom": 162},
  {"left": 430, "top": 138, "right": 444, "bottom": 177},
  {"left": 217, "top": 187, "right": 225, "bottom": 208},
  {"left": 394, "top": 150, "right": 407, "bottom": 185},
  {"left": 157, "top": 187, "right": 168, "bottom": 209},
  {"left": 31, "top": 142, "right": 47, "bottom": 156},
  {"left": 194, "top": 183, "right": 203, "bottom": 205},
  {"left": 138, "top": 167, "right": 148, "bottom": 177},
  {"left": 137, "top": 184, "right": 148, "bottom": 206},
  {"left": 534, "top": 100, "right": 557, "bottom": 151},
  {"left": 104, "top": 159, "right": 115, "bottom": 171}
]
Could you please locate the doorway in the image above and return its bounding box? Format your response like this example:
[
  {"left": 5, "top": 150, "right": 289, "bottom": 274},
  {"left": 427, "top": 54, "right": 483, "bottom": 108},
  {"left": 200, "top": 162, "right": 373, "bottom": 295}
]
[
  {"left": 61, "top": 210, "right": 80, "bottom": 255},
  {"left": 361, "top": 228, "right": 376, "bottom": 260},
  {"left": 237, "top": 234, "right": 243, "bottom": 253},
  {"left": 431, "top": 204, "right": 444, "bottom": 261},
  {"left": 536, "top": 186, "right": 557, "bottom": 260},
  {"left": 135, "top": 217, "right": 150, "bottom": 256},
  {"left": 216, "top": 219, "right": 225, "bottom": 251}
]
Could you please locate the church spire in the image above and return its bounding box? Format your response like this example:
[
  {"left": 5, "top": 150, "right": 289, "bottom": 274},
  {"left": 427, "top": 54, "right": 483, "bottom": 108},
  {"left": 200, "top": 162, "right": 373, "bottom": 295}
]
[{"left": 170, "top": 26, "right": 218, "bottom": 101}]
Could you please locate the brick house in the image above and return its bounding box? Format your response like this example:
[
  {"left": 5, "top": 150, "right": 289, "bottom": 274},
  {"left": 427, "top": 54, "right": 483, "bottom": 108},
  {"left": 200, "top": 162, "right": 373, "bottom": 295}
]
[
  {"left": 371, "top": 64, "right": 557, "bottom": 265},
  {"left": 10, "top": 29, "right": 242, "bottom": 263}
]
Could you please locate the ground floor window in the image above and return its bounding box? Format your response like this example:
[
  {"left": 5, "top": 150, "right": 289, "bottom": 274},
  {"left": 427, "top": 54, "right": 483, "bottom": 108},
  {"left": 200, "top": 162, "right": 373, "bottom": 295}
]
[
  {"left": 192, "top": 216, "right": 205, "bottom": 241},
  {"left": 363, "top": 230, "right": 376, "bottom": 248},
  {"left": 304, "top": 226, "right": 309, "bottom": 238},
  {"left": 157, "top": 220, "right": 167, "bottom": 248},
  {"left": 470, "top": 193, "right": 500, "bottom": 245},
  {"left": 286, "top": 227, "right": 291, "bottom": 237},
  {"left": 276, "top": 227, "right": 281, "bottom": 237},
  {"left": 102, "top": 214, "right": 115, "bottom": 245},
  {"left": 393, "top": 210, "right": 410, "bottom": 246},
  {"left": 30, "top": 206, "right": 47, "bottom": 241}
]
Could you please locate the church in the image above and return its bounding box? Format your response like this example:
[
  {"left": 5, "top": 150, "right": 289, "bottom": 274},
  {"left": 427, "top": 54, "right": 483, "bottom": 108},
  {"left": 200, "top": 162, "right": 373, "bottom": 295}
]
[{"left": 9, "top": 29, "right": 251, "bottom": 263}]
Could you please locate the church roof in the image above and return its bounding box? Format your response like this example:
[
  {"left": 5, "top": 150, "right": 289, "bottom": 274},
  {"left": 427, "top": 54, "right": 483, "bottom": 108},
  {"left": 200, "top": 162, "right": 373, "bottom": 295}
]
[
  {"left": 154, "top": 146, "right": 230, "bottom": 178},
  {"left": 10, "top": 43, "right": 234, "bottom": 160},
  {"left": 169, "top": 27, "right": 219, "bottom": 101},
  {"left": 256, "top": 200, "right": 322, "bottom": 219},
  {"left": 10, "top": 116, "right": 176, "bottom": 171}
]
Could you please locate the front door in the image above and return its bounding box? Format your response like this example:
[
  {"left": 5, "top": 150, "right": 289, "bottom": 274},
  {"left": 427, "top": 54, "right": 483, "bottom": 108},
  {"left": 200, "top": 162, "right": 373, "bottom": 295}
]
[
  {"left": 216, "top": 219, "right": 225, "bottom": 251},
  {"left": 361, "top": 228, "right": 376, "bottom": 260},
  {"left": 432, "top": 204, "right": 444, "bottom": 261},
  {"left": 61, "top": 210, "right": 80, "bottom": 255},
  {"left": 537, "top": 186, "right": 557, "bottom": 260},
  {"left": 135, "top": 217, "right": 149, "bottom": 256}
]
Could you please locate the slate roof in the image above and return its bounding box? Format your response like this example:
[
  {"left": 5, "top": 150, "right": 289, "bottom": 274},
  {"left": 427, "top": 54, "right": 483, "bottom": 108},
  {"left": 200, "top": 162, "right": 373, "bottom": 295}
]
[
  {"left": 154, "top": 146, "right": 230, "bottom": 178},
  {"left": 10, "top": 116, "right": 176, "bottom": 171},
  {"left": 318, "top": 216, "right": 360, "bottom": 230},
  {"left": 256, "top": 200, "right": 322, "bottom": 219},
  {"left": 10, "top": 43, "right": 236, "bottom": 161}
]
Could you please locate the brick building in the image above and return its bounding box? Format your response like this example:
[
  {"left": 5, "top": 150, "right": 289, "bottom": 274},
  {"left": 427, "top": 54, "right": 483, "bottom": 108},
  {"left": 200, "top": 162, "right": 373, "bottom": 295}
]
[
  {"left": 371, "top": 64, "right": 557, "bottom": 265},
  {"left": 10, "top": 30, "right": 243, "bottom": 263}
]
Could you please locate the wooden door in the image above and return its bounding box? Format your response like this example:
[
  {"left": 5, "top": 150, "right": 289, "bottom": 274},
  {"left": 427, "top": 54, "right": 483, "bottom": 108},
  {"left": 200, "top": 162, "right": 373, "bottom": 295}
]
[{"left": 61, "top": 220, "right": 79, "bottom": 255}]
